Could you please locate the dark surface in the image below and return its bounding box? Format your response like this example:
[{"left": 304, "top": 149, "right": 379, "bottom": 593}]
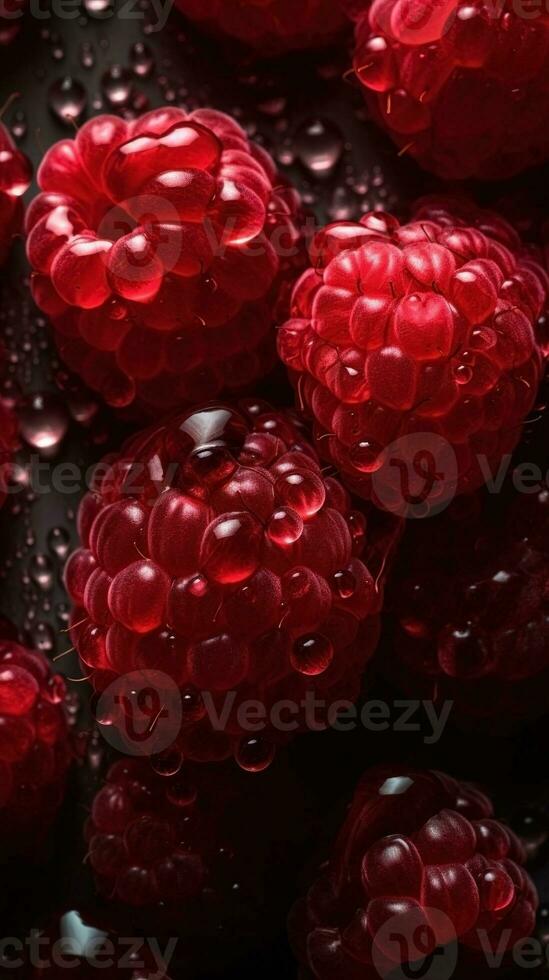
[{"left": 0, "top": 2, "right": 549, "bottom": 977}]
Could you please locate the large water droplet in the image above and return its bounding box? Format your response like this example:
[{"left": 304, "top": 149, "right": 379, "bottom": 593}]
[
  {"left": 30, "top": 554, "right": 54, "bottom": 592},
  {"left": 294, "top": 118, "right": 344, "bottom": 179},
  {"left": 101, "top": 66, "right": 134, "bottom": 108},
  {"left": 83, "top": 0, "right": 113, "bottom": 18},
  {"left": 48, "top": 526, "right": 72, "bottom": 562},
  {"left": 19, "top": 393, "right": 69, "bottom": 455},
  {"left": 48, "top": 76, "right": 87, "bottom": 125}
]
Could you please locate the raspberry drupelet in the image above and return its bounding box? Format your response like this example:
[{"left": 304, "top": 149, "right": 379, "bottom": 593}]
[
  {"left": 0, "top": 640, "right": 71, "bottom": 853},
  {"left": 342, "top": 0, "right": 549, "bottom": 180},
  {"left": 290, "top": 766, "right": 538, "bottom": 979},
  {"left": 389, "top": 488, "right": 549, "bottom": 727},
  {"left": 26, "top": 108, "right": 304, "bottom": 418},
  {"left": 0, "top": 120, "right": 31, "bottom": 264},
  {"left": 277, "top": 208, "right": 547, "bottom": 512},
  {"left": 174, "top": 0, "right": 347, "bottom": 57},
  {"left": 65, "top": 400, "right": 394, "bottom": 769}
]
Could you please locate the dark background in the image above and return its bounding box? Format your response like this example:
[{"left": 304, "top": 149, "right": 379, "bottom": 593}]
[{"left": 0, "top": 2, "right": 548, "bottom": 976}]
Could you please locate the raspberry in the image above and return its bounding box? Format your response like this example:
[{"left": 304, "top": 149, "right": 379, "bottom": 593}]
[
  {"left": 343, "top": 0, "right": 549, "bottom": 179},
  {"left": 0, "top": 640, "right": 71, "bottom": 854},
  {"left": 0, "top": 120, "right": 31, "bottom": 265},
  {"left": 84, "top": 755, "right": 312, "bottom": 954},
  {"left": 26, "top": 108, "right": 304, "bottom": 417},
  {"left": 277, "top": 208, "right": 547, "bottom": 512},
  {"left": 86, "top": 758, "right": 230, "bottom": 910},
  {"left": 389, "top": 488, "right": 549, "bottom": 726},
  {"left": 175, "top": 0, "right": 347, "bottom": 57},
  {"left": 290, "top": 766, "right": 538, "bottom": 979},
  {"left": 65, "top": 400, "right": 392, "bottom": 768}
]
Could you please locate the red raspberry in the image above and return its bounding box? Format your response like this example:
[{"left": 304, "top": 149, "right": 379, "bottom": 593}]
[
  {"left": 277, "top": 208, "right": 547, "bottom": 512},
  {"left": 174, "top": 0, "right": 347, "bottom": 57},
  {"left": 342, "top": 0, "right": 549, "bottom": 179},
  {"left": 86, "top": 758, "right": 233, "bottom": 910},
  {"left": 26, "top": 108, "right": 304, "bottom": 417},
  {"left": 389, "top": 488, "right": 549, "bottom": 726},
  {"left": 65, "top": 400, "right": 392, "bottom": 769},
  {"left": 290, "top": 766, "right": 538, "bottom": 979},
  {"left": 0, "top": 120, "right": 31, "bottom": 264},
  {"left": 0, "top": 640, "right": 71, "bottom": 853}
]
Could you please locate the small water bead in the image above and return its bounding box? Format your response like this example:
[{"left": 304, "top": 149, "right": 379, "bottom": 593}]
[
  {"left": 349, "top": 439, "right": 384, "bottom": 474},
  {"left": 29, "top": 621, "right": 55, "bottom": 654},
  {"left": 151, "top": 747, "right": 183, "bottom": 777},
  {"left": 48, "top": 526, "right": 72, "bottom": 562},
  {"left": 267, "top": 507, "right": 303, "bottom": 546},
  {"left": 80, "top": 43, "right": 96, "bottom": 69},
  {"left": 235, "top": 735, "right": 275, "bottom": 773},
  {"left": 48, "top": 76, "right": 87, "bottom": 125},
  {"left": 291, "top": 633, "right": 334, "bottom": 676},
  {"left": 29, "top": 554, "right": 54, "bottom": 592},
  {"left": 166, "top": 770, "right": 197, "bottom": 807},
  {"left": 294, "top": 118, "right": 344, "bottom": 179},
  {"left": 454, "top": 364, "right": 473, "bottom": 385},
  {"left": 101, "top": 66, "right": 134, "bottom": 108},
  {"left": 130, "top": 42, "right": 154, "bottom": 78},
  {"left": 10, "top": 111, "right": 27, "bottom": 141},
  {"left": 332, "top": 568, "right": 357, "bottom": 599}
]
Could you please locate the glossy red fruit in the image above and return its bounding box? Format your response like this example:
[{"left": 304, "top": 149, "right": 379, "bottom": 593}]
[
  {"left": 389, "top": 488, "right": 549, "bottom": 726},
  {"left": 290, "top": 766, "right": 538, "bottom": 979},
  {"left": 278, "top": 207, "right": 547, "bottom": 512},
  {"left": 0, "top": 121, "right": 31, "bottom": 263},
  {"left": 342, "top": 0, "right": 549, "bottom": 179},
  {"left": 0, "top": 640, "right": 71, "bottom": 853},
  {"left": 26, "top": 108, "right": 304, "bottom": 418},
  {"left": 65, "top": 400, "right": 395, "bottom": 768},
  {"left": 175, "top": 0, "right": 346, "bottom": 57}
]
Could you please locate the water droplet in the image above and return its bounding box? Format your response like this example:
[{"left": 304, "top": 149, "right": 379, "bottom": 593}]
[
  {"left": 83, "top": 0, "right": 113, "bottom": 17},
  {"left": 19, "top": 392, "right": 70, "bottom": 455},
  {"left": 30, "top": 554, "right": 54, "bottom": 592},
  {"left": 294, "top": 118, "right": 344, "bottom": 178},
  {"left": 48, "top": 526, "right": 72, "bottom": 562},
  {"left": 130, "top": 41, "right": 154, "bottom": 78},
  {"left": 80, "top": 42, "right": 95, "bottom": 70},
  {"left": 101, "top": 66, "right": 134, "bottom": 108},
  {"left": 29, "top": 621, "right": 55, "bottom": 654},
  {"left": 48, "top": 76, "right": 87, "bottom": 125}
]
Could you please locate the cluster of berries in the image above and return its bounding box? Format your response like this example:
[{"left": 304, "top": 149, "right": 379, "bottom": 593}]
[{"left": 2, "top": 0, "right": 549, "bottom": 973}]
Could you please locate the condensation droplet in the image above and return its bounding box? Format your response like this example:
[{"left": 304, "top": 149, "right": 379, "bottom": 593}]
[
  {"left": 294, "top": 118, "right": 344, "bottom": 179},
  {"left": 48, "top": 76, "right": 87, "bottom": 125}
]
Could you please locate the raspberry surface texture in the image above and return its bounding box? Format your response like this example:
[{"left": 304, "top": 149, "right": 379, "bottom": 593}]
[
  {"left": 65, "top": 400, "right": 392, "bottom": 768},
  {"left": 389, "top": 488, "right": 549, "bottom": 725},
  {"left": 26, "top": 108, "right": 303, "bottom": 417},
  {"left": 277, "top": 208, "right": 546, "bottom": 511},
  {"left": 0, "top": 120, "right": 31, "bottom": 264},
  {"left": 174, "top": 0, "right": 347, "bottom": 57},
  {"left": 342, "top": 0, "right": 549, "bottom": 179},
  {"left": 0, "top": 640, "right": 71, "bottom": 852},
  {"left": 290, "top": 766, "right": 538, "bottom": 979}
]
